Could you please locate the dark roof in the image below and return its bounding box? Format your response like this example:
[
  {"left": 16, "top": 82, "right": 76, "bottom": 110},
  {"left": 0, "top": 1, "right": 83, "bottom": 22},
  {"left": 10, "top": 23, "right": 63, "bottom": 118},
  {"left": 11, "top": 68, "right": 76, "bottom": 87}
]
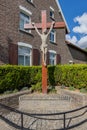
[{"left": 65, "top": 40, "right": 87, "bottom": 54}]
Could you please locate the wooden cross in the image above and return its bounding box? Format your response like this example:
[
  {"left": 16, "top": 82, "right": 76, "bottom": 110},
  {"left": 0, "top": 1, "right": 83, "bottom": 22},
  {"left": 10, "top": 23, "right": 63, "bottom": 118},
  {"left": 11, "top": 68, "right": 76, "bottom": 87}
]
[{"left": 24, "top": 10, "right": 65, "bottom": 94}]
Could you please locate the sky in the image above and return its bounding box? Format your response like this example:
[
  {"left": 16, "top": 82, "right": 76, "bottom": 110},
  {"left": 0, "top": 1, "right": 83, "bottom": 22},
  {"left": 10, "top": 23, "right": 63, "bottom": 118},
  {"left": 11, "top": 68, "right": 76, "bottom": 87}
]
[{"left": 58, "top": 0, "right": 87, "bottom": 49}]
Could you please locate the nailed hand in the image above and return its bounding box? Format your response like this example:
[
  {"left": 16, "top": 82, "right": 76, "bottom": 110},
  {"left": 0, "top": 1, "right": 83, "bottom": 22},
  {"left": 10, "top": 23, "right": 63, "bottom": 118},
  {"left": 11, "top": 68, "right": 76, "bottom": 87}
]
[{"left": 32, "top": 22, "right": 35, "bottom": 26}]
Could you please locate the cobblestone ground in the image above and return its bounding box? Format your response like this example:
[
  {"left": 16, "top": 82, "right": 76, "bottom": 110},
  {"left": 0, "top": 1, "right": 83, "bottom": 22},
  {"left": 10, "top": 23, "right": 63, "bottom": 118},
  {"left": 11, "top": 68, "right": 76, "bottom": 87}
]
[
  {"left": 0, "top": 93, "right": 87, "bottom": 130},
  {"left": 0, "top": 104, "right": 87, "bottom": 130},
  {"left": 0, "top": 109, "right": 87, "bottom": 130}
]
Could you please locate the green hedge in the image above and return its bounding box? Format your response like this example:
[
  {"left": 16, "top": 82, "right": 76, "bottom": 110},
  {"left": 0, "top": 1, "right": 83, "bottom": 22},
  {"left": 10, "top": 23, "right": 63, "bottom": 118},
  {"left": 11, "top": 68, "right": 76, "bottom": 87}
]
[
  {"left": 60, "top": 64, "right": 87, "bottom": 90},
  {"left": 0, "top": 65, "right": 41, "bottom": 93},
  {"left": 50, "top": 64, "right": 87, "bottom": 90},
  {"left": 0, "top": 64, "right": 87, "bottom": 93}
]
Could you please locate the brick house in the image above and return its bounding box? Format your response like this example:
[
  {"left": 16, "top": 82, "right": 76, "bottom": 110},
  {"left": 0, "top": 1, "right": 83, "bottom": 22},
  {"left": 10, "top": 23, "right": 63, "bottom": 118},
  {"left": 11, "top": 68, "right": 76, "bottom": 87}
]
[
  {"left": 65, "top": 40, "right": 87, "bottom": 64},
  {"left": 0, "top": 0, "right": 87, "bottom": 65}
]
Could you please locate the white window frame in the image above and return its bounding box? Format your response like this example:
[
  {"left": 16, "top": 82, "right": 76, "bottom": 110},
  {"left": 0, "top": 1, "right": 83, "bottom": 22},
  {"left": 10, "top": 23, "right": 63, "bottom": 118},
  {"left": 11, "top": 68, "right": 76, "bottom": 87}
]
[
  {"left": 18, "top": 42, "right": 32, "bottom": 66},
  {"left": 27, "top": 0, "right": 33, "bottom": 3},
  {"left": 50, "top": 6, "right": 55, "bottom": 19},
  {"left": 50, "top": 29, "right": 56, "bottom": 43},
  {"left": 49, "top": 50, "right": 57, "bottom": 65},
  {"left": 19, "top": 6, "right": 32, "bottom": 33}
]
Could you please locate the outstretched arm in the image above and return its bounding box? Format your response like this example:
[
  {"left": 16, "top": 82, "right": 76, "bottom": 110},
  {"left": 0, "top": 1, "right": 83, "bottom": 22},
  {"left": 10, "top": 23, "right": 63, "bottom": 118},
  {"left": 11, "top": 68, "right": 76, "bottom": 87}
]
[
  {"left": 47, "top": 21, "right": 55, "bottom": 36},
  {"left": 32, "top": 23, "right": 41, "bottom": 36}
]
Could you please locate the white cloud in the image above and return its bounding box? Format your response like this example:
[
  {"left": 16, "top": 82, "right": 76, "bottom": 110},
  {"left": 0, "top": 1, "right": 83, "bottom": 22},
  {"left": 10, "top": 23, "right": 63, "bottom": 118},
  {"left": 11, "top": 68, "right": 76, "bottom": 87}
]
[
  {"left": 74, "top": 13, "right": 87, "bottom": 25},
  {"left": 66, "top": 13, "right": 87, "bottom": 48},
  {"left": 78, "top": 35, "right": 87, "bottom": 48},
  {"left": 66, "top": 35, "right": 78, "bottom": 44},
  {"left": 73, "top": 13, "right": 87, "bottom": 34}
]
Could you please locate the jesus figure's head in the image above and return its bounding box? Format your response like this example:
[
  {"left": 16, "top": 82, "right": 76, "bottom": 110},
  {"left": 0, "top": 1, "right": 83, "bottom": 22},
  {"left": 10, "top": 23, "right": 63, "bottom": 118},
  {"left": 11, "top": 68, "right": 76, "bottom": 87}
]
[{"left": 42, "top": 29, "right": 47, "bottom": 34}]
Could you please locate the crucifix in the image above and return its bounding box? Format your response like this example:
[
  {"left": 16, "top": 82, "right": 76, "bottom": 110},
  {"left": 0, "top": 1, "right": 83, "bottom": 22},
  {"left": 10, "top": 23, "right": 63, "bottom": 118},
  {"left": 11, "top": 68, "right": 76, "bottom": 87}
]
[{"left": 24, "top": 10, "right": 65, "bottom": 94}]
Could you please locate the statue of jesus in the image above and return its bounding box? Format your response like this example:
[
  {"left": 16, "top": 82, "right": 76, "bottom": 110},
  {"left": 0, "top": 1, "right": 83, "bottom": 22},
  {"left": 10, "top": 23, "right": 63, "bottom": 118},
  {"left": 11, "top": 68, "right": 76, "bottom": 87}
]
[{"left": 32, "top": 21, "right": 55, "bottom": 66}]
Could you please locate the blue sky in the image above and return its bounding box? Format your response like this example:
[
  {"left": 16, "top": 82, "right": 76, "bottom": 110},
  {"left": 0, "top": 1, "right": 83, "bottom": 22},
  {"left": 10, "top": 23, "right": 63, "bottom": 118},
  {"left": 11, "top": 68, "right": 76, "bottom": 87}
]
[{"left": 58, "top": 0, "right": 87, "bottom": 49}]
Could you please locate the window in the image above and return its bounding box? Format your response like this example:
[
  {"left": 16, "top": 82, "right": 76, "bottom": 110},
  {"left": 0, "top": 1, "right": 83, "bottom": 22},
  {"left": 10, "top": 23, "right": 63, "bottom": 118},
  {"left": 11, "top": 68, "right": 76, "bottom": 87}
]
[
  {"left": 19, "top": 6, "right": 32, "bottom": 33},
  {"left": 50, "top": 29, "right": 56, "bottom": 43},
  {"left": 26, "top": 0, "right": 35, "bottom": 6},
  {"left": 18, "top": 43, "right": 32, "bottom": 66},
  {"left": 49, "top": 51, "right": 56, "bottom": 65},
  {"left": 50, "top": 6, "right": 55, "bottom": 19},
  {"left": 50, "top": 11, "right": 54, "bottom": 19},
  {"left": 20, "top": 12, "right": 31, "bottom": 33},
  {"left": 27, "top": 0, "right": 33, "bottom": 3}
]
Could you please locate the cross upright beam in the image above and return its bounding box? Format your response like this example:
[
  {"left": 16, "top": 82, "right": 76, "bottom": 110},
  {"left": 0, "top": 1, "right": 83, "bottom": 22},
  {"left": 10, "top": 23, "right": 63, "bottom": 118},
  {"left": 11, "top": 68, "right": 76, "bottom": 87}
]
[
  {"left": 41, "top": 10, "right": 48, "bottom": 93},
  {"left": 42, "top": 10, "right": 47, "bottom": 31}
]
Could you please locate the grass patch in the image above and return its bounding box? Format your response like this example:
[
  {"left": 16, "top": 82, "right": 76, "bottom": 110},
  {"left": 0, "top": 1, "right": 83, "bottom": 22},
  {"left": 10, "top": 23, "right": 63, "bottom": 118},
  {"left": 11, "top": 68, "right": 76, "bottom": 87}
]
[
  {"left": 48, "top": 86, "right": 57, "bottom": 94},
  {"left": 69, "top": 86, "right": 76, "bottom": 91},
  {"left": 80, "top": 88, "right": 87, "bottom": 93}
]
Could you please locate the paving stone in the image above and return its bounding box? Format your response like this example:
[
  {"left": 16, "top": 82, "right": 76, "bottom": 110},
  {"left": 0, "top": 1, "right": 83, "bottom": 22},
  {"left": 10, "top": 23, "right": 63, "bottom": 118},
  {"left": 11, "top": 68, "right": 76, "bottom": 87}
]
[{"left": 0, "top": 91, "right": 87, "bottom": 130}]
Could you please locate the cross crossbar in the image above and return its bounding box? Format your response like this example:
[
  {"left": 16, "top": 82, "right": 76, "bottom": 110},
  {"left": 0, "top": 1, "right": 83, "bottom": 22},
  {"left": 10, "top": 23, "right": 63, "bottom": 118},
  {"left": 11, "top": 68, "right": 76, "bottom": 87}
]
[{"left": 24, "top": 22, "right": 65, "bottom": 30}]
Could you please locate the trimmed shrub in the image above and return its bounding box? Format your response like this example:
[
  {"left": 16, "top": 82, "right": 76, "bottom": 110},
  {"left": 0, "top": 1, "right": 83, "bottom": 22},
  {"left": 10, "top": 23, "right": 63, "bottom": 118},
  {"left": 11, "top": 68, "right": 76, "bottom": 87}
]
[
  {"left": 0, "top": 64, "right": 87, "bottom": 93},
  {"left": 0, "top": 65, "right": 41, "bottom": 93},
  {"left": 54, "top": 65, "right": 62, "bottom": 85},
  {"left": 54, "top": 64, "right": 87, "bottom": 90},
  {"left": 48, "top": 65, "right": 56, "bottom": 86},
  {"left": 48, "top": 64, "right": 87, "bottom": 91},
  {"left": 31, "top": 82, "right": 42, "bottom": 92}
]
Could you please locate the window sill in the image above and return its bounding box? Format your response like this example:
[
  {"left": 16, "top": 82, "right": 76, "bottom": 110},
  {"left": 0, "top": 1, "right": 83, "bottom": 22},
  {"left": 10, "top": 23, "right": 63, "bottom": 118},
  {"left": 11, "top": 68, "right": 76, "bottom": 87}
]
[
  {"left": 50, "top": 40, "right": 57, "bottom": 45},
  {"left": 26, "top": 0, "right": 35, "bottom": 7},
  {"left": 19, "top": 29, "right": 34, "bottom": 37}
]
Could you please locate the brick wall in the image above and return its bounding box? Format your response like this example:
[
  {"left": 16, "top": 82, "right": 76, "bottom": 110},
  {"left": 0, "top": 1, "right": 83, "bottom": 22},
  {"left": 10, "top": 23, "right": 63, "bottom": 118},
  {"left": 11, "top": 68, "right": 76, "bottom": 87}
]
[
  {"left": 0, "top": 0, "right": 87, "bottom": 65},
  {"left": 0, "top": 90, "right": 31, "bottom": 109},
  {"left": 62, "top": 89, "right": 87, "bottom": 107}
]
